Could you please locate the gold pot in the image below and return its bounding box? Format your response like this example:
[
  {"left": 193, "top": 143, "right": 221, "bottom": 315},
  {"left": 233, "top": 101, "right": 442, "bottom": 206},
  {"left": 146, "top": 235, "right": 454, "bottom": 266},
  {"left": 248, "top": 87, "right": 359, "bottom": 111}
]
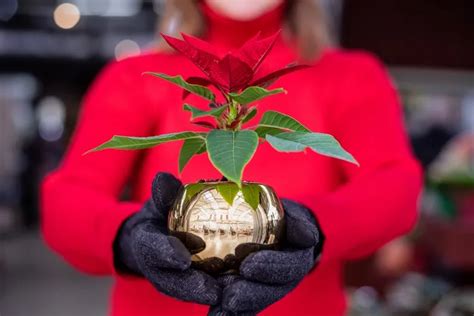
[{"left": 168, "top": 181, "right": 285, "bottom": 273}]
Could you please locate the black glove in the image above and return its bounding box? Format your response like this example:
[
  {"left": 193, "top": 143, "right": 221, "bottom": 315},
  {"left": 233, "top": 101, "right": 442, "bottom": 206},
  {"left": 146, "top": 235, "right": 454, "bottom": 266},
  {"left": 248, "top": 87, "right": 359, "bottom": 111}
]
[
  {"left": 114, "top": 172, "right": 221, "bottom": 306},
  {"left": 208, "top": 199, "right": 324, "bottom": 315}
]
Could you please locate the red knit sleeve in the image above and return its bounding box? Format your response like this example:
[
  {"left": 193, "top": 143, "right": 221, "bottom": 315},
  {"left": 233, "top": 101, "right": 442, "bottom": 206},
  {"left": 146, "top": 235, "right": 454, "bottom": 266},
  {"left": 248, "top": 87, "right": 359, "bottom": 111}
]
[
  {"left": 40, "top": 58, "right": 154, "bottom": 275},
  {"left": 306, "top": 52, "right": 422, "bottom": 264}
]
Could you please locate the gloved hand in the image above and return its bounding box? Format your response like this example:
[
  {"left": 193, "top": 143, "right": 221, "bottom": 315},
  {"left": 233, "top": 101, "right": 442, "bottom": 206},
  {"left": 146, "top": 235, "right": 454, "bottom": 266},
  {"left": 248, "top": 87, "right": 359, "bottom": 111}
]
[
  {"left": 114, "top": 172, "right": 221, "bottom": 305},
  {"left": 208, "top": 199, "right": 324, "bottom": 315}
]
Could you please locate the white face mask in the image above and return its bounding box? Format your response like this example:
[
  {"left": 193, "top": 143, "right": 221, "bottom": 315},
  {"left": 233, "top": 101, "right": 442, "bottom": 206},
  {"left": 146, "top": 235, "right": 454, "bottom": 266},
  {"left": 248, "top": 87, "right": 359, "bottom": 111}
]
[{"left": 204, "top": 0, "right": 284, "bottom": 21}]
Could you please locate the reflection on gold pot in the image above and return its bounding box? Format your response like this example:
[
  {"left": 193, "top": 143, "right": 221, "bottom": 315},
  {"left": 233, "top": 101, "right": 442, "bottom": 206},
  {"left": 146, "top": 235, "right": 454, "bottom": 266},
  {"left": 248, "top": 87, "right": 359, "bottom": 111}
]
[{"left": 168, "top": 181, "right": 285, "bottom": 273}]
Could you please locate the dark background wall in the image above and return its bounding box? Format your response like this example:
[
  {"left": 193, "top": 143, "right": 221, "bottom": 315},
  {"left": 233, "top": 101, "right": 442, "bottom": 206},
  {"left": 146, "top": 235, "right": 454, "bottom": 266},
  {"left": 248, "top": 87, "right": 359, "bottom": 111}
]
[{"left": 342, "top": 0, "right": 474, "bottom": 69}]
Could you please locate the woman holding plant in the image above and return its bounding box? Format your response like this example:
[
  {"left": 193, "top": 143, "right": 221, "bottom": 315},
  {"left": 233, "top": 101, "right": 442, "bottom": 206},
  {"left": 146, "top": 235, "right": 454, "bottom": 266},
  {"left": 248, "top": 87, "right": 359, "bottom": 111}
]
[{"left": 41, "top": 0, "right": 422, "bottom": 315}]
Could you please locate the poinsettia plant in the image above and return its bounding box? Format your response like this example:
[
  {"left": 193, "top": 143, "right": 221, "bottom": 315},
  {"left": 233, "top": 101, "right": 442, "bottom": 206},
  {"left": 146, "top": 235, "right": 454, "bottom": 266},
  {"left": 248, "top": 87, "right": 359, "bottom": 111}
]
[{"left": 87, "top": 31, "right": 358, "bottom": 188}]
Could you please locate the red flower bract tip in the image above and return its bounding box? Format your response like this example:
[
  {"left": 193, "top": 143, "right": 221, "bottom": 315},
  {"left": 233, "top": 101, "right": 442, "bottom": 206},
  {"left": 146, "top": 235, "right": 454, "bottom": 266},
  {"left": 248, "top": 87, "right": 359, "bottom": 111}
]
[{"left": 236, "top": 30, "right": 280, "bottom": 72}]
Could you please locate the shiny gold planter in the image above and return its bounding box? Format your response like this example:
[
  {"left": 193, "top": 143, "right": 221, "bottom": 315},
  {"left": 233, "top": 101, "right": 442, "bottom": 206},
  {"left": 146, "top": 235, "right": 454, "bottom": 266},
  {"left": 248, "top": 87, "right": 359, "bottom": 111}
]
[{"left": 168, "top": 181, "right": 285, "bottom": 273}]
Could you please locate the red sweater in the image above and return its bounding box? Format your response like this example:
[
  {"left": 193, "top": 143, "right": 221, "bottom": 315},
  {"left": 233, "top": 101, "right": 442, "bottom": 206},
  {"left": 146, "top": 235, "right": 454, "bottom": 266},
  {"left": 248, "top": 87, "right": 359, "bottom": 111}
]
[{"left": 40, "top": 4, "right": 422, "bottom": 316}]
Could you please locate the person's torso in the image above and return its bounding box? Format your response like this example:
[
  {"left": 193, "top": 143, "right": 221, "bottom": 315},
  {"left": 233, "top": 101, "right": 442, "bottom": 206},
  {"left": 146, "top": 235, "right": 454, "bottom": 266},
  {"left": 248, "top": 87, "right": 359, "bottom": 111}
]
[{"left": 111, "top": 44, "right": 353, "bottom": 315}]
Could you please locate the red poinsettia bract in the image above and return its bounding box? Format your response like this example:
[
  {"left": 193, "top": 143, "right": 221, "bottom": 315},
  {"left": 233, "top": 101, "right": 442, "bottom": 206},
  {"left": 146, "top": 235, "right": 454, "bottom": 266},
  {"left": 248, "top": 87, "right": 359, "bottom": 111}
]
[{"left": 161, "top": 31, "right": 309, "bottom": 94}]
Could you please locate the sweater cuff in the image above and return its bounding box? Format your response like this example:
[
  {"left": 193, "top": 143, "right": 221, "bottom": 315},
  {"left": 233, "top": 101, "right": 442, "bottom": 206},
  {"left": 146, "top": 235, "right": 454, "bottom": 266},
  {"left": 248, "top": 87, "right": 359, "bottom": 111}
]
[{"left": 300, "top": 194, "right": 350, "bottom": 265}]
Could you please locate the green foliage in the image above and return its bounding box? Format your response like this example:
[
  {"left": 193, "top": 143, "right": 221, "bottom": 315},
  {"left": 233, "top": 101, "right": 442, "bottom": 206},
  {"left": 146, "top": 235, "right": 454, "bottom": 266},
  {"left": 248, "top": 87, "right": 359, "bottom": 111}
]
[
  {"left": 206, "top": 130, "right": 259, "bottom": 186},
  {"left": 228, "top": 86, "right": 285, "bottom": 105},
  {"left": 183, "top": 103, "right": 228, "bottom": 119},
  {"left": 145, "top": 73, "right": 216, "bottom": 102},
  {"left": 85, "top": 132, "right": 203, "bottom": 153},
  {"left": 241, "top": 184, "right": 261, "bottom": 210},
  {"left": 255, "top": 110, "right": 309, "bottom": 137},
  {"left": 179, "top": 137, "right": 206, "bottom": 173},
  {"left": 185, "top": 183, "right": 206, "bottom": 202},
  {"left": 216, "top": 182, "right": 240, "bottom": 206},
  {"left": 266, "top": 132, "right": 359, "bottom": 165},
  {"left": 217, "top": 182, "right": 261, "bottom": 210},
  {"left": 183, "top": 181, "right": 261, "bottom": 211},
  {"left": 88, "top": 31, "right": 360, "bottom": 186},
  {"left": 241, "top": 107, "right": 258, "bottom": 124},
  {"left": 89, "top": 69, "right": 359, "bottom": 185}
]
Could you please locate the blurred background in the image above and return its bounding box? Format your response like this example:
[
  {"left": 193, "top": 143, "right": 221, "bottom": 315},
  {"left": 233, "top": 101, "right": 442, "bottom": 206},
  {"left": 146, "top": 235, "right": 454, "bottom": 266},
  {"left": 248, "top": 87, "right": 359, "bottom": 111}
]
[{"left": 0, "top": 0, "right": 473, "bottom": 315}]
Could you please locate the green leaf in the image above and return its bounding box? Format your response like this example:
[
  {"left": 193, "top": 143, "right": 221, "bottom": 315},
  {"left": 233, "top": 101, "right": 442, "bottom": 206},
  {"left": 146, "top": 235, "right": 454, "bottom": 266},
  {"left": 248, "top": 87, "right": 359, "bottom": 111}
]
[
  {"left": 183, "top": 104, "right": 227, "bottom": 119},
  {"left": 206, "top": 130, "right": 259, "bottom": 186},
  {"left": 179, "top": 137, "right": 206, "bottom": 173},
  {"left": 255, "top": 110, "right": 310, "bottom": 138},
  {"left": 241, "top": 184, "right": 261, "bottom": 210},
  {"left": 145, "top": 73, "right": 215, "bottom": 102},
  {"left": 197, "top": 143, "right": 207, "bottom": 154},
  {"left": 242, "top": 107, "right": 257, "bottom": 124},
  {"left": 266, "top": 132, "right": 359, "bottom": 165},
  {"left": 185, "top": 183, "right": 206, "bottom": 202},
  {"left": 85, "top": 132, "right": 202, "bottom": 154},
  {"left": 216, "top": 183, "right": 240, "bottom": 206},
  {"left": 228, "top": 86, "right": 285, "bottom": 105}
]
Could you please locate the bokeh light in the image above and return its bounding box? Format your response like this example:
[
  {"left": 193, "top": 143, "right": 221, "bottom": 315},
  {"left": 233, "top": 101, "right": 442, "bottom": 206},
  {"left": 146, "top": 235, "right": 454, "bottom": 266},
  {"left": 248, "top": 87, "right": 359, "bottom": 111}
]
[
  {"left": 36, "top": 96, "right": 66, "bottom": 142},
  {"left": 53, "top": 3, "right": 81, "bottom": 30},
  {"left": 114, "top": 39, "right": 141, "bottom": 61}
]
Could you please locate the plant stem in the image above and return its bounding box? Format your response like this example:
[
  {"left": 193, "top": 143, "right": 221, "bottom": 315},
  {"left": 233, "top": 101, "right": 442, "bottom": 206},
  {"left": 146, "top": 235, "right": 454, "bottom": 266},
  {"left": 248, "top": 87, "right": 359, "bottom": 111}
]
[{"left": 217, "top": 95, "right": 245, "bottom": 131}]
